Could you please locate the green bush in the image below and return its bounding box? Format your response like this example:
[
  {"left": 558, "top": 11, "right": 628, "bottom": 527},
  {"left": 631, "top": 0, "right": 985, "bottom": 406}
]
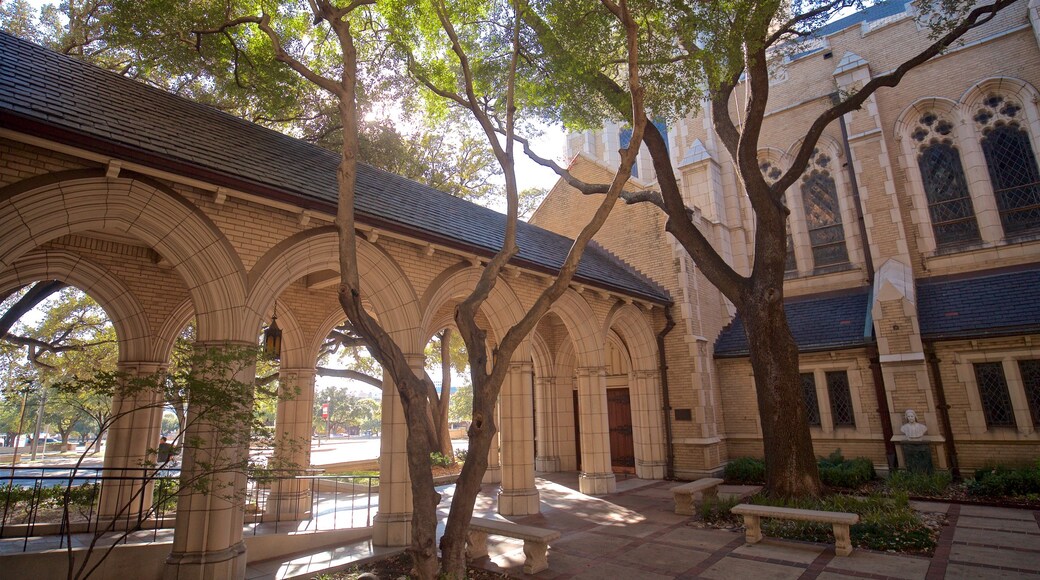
[
  {"left": 887, "top": 470, "right": 952, "bottom": 496},
  {"left": 968, "top": 462, "right": 1040, "bottom": 497},
  {"left": 818, "top": 450, "right": 876, "bottom": 489},
  {"left": 454, "top": 448, "right": 468, "bottom": 463},
  {"left": 744, "top": 491, "right": 935, "bottom": 553},
  {"left": 697, "top": 495, "right": 740, "bottom": 525},
  {"left": 429, "top": 452, "right": 454, "bottom": 468},
  {"left": 725, "top": 457, "right": 766, "bottom": 484}
]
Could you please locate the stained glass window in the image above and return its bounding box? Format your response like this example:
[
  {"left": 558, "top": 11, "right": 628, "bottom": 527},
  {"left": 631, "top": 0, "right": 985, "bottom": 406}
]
[
  {"left": 827, "top": 371, "right": 855, "bottom": 427},
  {"left": 801, "top": 373, "right": 821, "bottom": 426},
  {"left": 981, "top": 125, "right": 1040, "bottom": 236},
  {"left": 802, "top": 169, "right": 849, "bottom": 268},
  {"left": 1018, "top": 359, "right": 1040, "bottom": 428},
  {"left": 918, "top": 143, "right": 980, "bottom": 246},
  {"left": 973, "top": 362, "right": 1016, "bottom": 428}
]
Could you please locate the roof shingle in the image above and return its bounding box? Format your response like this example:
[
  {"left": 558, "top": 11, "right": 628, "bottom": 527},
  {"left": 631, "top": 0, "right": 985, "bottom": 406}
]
[{"left": 0, "top": 32, "right": 669, "bottom": 304}]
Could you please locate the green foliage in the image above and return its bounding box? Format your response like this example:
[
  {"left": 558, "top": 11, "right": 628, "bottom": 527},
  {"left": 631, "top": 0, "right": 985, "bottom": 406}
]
[
  {"left": 817, "top": 450, "right": 876, "bottom": 489},
  {"left": 724, "top": 457, "right": 765, "bottom": 484},
  {"left": 448, "top": 383, "right": 473, "bottom": 424},
  {"left": 887, "top": 470, "right": 953, "bottom": 496},
  {"left": 429, "top": 452, "right": 453, "bottom": 468},
  {"left": 968, "top": 461, "right": 1040, "bottom": 498},
  {"left": 696, "top": 494, "right": 740, "bottom": 524},
  {"left": 746, "top": 492, "right": 936, "bottom": 553},
  {"left": 313, "top": 386, "right": 380, "bottom": 435},
  {"left": 453, "top": 448, "right": 468, "bottom": 463}
]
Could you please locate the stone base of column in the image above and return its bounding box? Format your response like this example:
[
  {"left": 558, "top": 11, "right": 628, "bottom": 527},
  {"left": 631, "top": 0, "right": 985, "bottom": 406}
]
[
  {"left": 482, "top": 465, "right": 502, "bottom": 484},
  {"left": 373, "top": 511, "right": 411, "bottom": 547},
  {"left": 163, "top": 541, "right": 246, "bottom": 580},
  {"left": 497, "top": 488, "right": 540, "bottom": 516},
  {"left": 636, "top": 459, "right": 667, "bottom": 480},
  {"left": 535, "top": 456, "right": 560, "bottom": 472},
  {"left": 263, "top": 489, "right": 311, "bottom": 522},
  {"left": 578, "top": 471, "right": 616, "bottom": 495}
]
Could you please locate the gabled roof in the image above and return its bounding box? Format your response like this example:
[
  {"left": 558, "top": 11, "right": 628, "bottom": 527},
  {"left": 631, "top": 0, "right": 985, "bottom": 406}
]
[
  {"left": 918, "top": 266, "right": 1040, "bottom": 340},
  {"left": 713, "top": 288, "right": 871, "bottom": 358},
  {"left": 0, "top": 32, "right": 670, "bottom": 304}
]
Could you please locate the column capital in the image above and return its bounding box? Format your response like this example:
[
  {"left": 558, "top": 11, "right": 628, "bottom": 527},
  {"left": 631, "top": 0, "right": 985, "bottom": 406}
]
[
  {"left": 508, "top": 360, "right": 533, "bottom": 373},
  {"left": 575, "top": 366, "right": 607, "bottom": 378},
  {"left": 631, "top": 369, "right": 659, "bottom": 380}
]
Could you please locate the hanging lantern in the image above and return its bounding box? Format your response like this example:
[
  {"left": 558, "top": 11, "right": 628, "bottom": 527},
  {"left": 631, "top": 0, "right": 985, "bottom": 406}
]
[{"left": 263, "top": 313, "right": 282, "bottom": 361}]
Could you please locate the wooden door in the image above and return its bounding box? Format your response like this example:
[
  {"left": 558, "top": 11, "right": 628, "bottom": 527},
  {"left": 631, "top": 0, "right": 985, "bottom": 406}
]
[
  {"left": 607, "top": 388, "right": 635, "bottom": 474},
  {"left": 572, "top": 390, "right": 581, "bottom": 470}
]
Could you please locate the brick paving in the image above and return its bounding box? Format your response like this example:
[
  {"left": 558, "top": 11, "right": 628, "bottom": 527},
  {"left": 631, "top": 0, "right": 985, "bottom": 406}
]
[{"left": 460, "top": 474, "right": 1040, "bottom": 580}]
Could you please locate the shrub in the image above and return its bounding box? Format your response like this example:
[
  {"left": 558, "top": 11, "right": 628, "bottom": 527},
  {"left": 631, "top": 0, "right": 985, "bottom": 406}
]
[
  {"left": 429, "top": 452, "right": 454, "bottom": 468},
  {"left": 968, "top": 462, "right": 1040, "bottom": 497},
  {"left": 744, "top": 491, "right": 935, "bottom": 553},
  {"left": 454, "top": 448, "right": 468, "bottom": 463},
  {"left": 725, "top": 457, "right": 765, "bottom": 484},
  {"left": 887, "top": 470, "right": 952, "bottom": 496},
  {"left": 697, "top": 495, "right": 740, "bottom": 525},
  {"left": 818, "top": 450, "right": 876, "bottom": 489}
]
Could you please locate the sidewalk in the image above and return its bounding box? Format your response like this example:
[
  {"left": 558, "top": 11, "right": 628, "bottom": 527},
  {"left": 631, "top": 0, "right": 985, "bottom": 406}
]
[{"left": 464, "top": 473, "right": 1040, "bottom": 579}]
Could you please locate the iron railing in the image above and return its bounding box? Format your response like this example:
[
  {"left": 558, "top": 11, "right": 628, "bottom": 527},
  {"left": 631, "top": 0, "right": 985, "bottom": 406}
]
[{"left": 0, "top": 466, "right": 378, "bottom": 552}]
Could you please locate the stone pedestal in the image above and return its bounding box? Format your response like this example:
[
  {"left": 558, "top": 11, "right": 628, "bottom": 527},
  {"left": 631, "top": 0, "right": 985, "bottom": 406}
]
[{"left": 902, "top": 442, "right": 933, "bottom": 474}]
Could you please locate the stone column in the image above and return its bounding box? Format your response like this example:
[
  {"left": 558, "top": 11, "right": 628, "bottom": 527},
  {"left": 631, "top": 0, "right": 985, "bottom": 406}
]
[
  {"left": 99, "top": 361, "right": 165, "bottom": 521},
  {"left": 264, "top": 367, "right": 316, "bottom": 521},
  {"left": 372, "top": 356, "right": 423, "bottom": 547},
  {"left": 164, "top": 341, "right": 255, "bottom": 580},
  {"left": 631, "top": 370, "right": 667, "bottom": 479},
  {"left": 482, "top": 408, "right": 502, "bottom": 484},
  {"left": 534, "top": 375, "right": 560, "bottom": 472},
  {"left": 499, "top": 361, "right": 539, "bottom": 515},
  {"left": 575, "top": 366, "right": 615, "bottom": 495}
]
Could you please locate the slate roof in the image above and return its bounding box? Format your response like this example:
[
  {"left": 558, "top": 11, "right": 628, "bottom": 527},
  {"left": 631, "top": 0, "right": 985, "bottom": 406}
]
[
  {"left": 0, "top": 32, "right": 669, "bottom": 304},
  {"left": 713, "top": 288, "right": 872, "bottom": 358},
  {"left": 918, "top": 266, "right": 1040, "bottom": 340}
]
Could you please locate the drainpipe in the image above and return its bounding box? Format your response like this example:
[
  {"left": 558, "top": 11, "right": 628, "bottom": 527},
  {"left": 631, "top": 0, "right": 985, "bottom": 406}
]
[
  {"left": 656, "top": 305, "right": 676, "bottom": 479},
  {"left": 835, "top": 98, "right": 897, "bottom": 470},
  {"left": 924, "top": 340, "right": 961, "bottom": 479}
]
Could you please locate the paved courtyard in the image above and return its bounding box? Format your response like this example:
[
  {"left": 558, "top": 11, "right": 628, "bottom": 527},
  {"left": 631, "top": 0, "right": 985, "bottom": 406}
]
[{"left": 247, "top": 472, "right": 1040, "bottom": 579}]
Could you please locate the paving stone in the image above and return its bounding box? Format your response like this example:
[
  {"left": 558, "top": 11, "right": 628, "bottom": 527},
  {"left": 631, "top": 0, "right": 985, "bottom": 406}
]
[
  {"left": 825, "top": 549, "right": 931, "bottom": 579},
  {"left": 950, "top": 543, "right": 1040, "bottom": 571},
  {"left": 550, "top": 530, "right": 634, "bottom": 557},
  {"left": 591, "top": 521, "right": 671, "bottom": 538},
  {"left": 908, "top": 500, "right": 951, "bottom": 514},
  {"left": 732, "top": 537, "right": 825, "bottom": 564},
  {"left": 956, "top": 515, "right": 1040, "bottom": 533},
  {"left": 656, "top": 527, "right": 741, "bottom": 551},
  {"left": 958, "top": 505, "right": 1037, "bottom": 521},
  {"left": 614, "top": 542, "right": 711, "bottom": 574},
  {"left": 567, "top": 559, "right": 676, "bottom": 580},
  {"left": 954, "top": 526, "right": 1040, "bottom": 551},
  {"left": 698, "top": 556, "right": 805, "bottom": 580},
  {"left": 944, "top": 562, "right": 1040, "bottom": 579}
]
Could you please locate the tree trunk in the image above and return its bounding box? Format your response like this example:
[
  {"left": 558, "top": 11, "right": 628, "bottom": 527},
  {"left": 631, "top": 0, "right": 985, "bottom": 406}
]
[
  {"left": 740, "top": 279, "right": 822, "bottom": 498},
  {"left": 437, "top": 365, "right": 495, "bottom": 578}
]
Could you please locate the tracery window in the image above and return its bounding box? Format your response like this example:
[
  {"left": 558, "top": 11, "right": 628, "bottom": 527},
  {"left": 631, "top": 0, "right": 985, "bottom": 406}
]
[
  {"left": 1019, "top": 359, "right": 1040, "bottom": 428},
  {"left": 973, "top": 361, "right": 1016, "bottom": 428},
  {"left": 800, "top": 372, "right": 822, "bottom": 426},
  {"left": 826, "top": 371, "right": 855, "bottom": 427},
  {"left": 801, "top": 151, "right": 849, "bottom": 268},
  {"left": 976, "top": 94, "right": 1040, "bottom": 236},
  {"left": 911, "top": 111, "right": 980, "bottom": 246},
  {"left": 760, "top": 160, "right": 797, "bottom": 272}
]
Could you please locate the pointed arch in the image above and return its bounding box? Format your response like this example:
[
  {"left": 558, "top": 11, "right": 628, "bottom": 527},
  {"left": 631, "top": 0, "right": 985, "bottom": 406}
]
[
  {"left": 0, "top": 250, "right": 152, "bottom": 363},
  {"left": 603, "top": 303, "right": 658, "bottom": 373},
  {"left": 548, "top": 290, "right": 604, "bottom": 368},
  {"left": 0, "top": 170, "right": 248, "bottom": 343},
  {"left": 246, "top": 226, "right": 422, "bottom": 354}
]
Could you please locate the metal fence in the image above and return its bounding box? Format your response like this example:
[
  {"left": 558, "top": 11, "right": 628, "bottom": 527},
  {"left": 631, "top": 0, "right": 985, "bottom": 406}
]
[{"left": 0, "top": 466, "right": 378, "bottom": 552}]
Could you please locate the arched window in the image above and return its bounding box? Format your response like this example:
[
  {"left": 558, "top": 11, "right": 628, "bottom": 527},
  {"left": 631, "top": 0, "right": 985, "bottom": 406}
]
[
  {"left": 976, "top": 94, "right": 1040, "bottom": 237},
  {"left": 801, "top": 151, "right": 849, "bottom": 268},
  {"left": 911, "top": 111, "right": 980, "bottom": 247}
]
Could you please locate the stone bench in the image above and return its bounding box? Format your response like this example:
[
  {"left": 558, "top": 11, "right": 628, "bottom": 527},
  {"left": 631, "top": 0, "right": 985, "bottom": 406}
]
[
  {"left": 672, "top": 477, "right": 725, "bottom": 515},
  {"left": 731, "top": 503, "right": 860, "bottom": 556},
  {"left": 467, "top": 516, "right": 561, "bottom": 574}
]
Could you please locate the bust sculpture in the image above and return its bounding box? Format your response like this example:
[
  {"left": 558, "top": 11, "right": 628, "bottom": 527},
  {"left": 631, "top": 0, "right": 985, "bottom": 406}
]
[{"left": 900, "top": 409, "right": 927, "bottom": 439}]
